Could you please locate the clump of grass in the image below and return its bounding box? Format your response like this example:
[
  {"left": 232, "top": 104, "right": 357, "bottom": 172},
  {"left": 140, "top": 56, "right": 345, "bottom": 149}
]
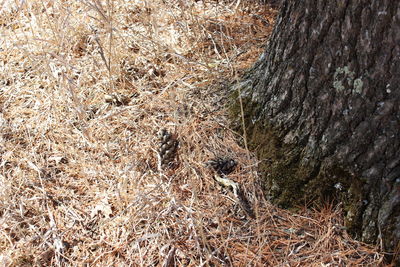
[{"left": 0, "top": 0, "right": 385, "bottom": 266}]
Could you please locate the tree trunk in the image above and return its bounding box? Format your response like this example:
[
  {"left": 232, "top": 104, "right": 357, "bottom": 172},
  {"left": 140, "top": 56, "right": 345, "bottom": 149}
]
[{"left": 230, "top": 0, "right": 400, "bottom": 261}]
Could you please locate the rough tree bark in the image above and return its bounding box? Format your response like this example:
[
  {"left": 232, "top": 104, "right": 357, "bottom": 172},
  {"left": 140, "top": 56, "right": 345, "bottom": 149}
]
[{"left": 231, "top": 0, "right": 400, "bottom": 260}]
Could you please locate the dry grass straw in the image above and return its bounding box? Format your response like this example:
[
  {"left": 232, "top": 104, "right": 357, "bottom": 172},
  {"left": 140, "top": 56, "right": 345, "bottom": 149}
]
[{"left": 0, "top": 0, "right": 386, "bottom": 266}]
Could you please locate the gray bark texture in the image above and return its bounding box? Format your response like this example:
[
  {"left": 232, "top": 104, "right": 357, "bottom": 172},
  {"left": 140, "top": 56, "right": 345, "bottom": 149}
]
[{"left": 231, "top": 0, "right": 400, "bottom": 260}]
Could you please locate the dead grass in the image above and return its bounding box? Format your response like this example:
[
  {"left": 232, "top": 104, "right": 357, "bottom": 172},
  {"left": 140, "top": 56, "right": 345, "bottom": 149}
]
[{"left": 0, "top": 0, "right": 385, "bottom": 266}]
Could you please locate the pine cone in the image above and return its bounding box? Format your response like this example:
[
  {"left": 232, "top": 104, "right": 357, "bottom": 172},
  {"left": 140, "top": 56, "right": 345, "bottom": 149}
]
[
  {"left": 206, "top": 157, "right": 237, "bottom": 175},
  {"left": 158, "top": 129, "right": 179, "bottom": 168}
]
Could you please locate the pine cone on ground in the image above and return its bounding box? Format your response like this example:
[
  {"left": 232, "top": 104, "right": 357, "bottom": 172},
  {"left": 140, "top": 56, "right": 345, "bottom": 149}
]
[
  {"left": 158, "top": 128, "right": 179, "bottom": 168},
  {"left": 206, "top": 157, "right": 237, "bottom": 175}
]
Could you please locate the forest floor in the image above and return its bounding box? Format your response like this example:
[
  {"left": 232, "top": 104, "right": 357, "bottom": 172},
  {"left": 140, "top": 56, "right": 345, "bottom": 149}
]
[{"left": 0, "top": 0, "right": 387, "bottom": 266}]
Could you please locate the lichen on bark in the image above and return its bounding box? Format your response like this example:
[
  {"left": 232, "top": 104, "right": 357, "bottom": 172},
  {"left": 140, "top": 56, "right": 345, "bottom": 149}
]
[
  {"left": 230, "top": 79, "right": 374, "bottom": 248},
  {"left": 229, "top": 0, "right": 400, "bottom": 261}
]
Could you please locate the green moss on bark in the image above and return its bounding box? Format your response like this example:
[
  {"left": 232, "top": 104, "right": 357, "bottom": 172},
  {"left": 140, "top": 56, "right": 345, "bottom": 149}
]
[{"left": 229, "top": 87, "right": 366, "bottom": 237}]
